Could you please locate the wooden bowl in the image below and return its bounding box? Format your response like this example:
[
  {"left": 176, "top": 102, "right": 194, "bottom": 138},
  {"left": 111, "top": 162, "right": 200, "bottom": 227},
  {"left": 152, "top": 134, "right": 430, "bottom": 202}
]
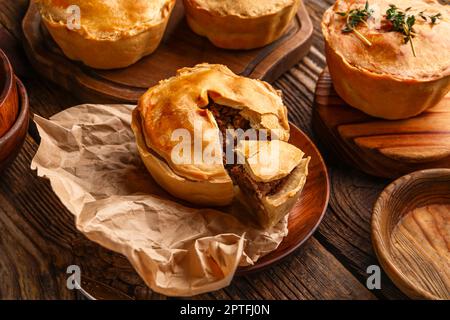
[
  {"left": 0, "top": 77, "right": 29, "bottom": 171},
  {"left": 372, "top": 169, "right": 450, "bottom": 300},
  {"left": 0, "top": 49, "right": 19, "bottom": 137}
]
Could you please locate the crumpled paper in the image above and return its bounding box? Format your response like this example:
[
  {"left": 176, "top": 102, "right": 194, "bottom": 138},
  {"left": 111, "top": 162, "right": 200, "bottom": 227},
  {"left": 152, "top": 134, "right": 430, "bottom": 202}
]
[{"left": 31, "top": 104, "right": 288, "bottom": 297}]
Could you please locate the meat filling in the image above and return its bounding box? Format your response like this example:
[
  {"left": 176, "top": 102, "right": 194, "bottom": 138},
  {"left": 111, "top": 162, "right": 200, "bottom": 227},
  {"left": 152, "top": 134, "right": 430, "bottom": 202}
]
[
  {"left": 230, "top": 165, "right": 289, "bottom": 199},
  {"left": 208, "top": 102, "right": 286, "bottom": 197},
  {"left": 209, "top": 103, "right": 250, "bottom": 141},
  {"left": 209, "top": 102, "right": 250, "bottom": 166}
]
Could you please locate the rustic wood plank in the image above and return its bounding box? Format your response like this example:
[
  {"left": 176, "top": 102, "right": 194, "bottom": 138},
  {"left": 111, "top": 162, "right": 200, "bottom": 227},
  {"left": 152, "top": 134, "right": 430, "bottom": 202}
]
[
  {"left": 0, "top": 0, "right": 28, "bottom": 40},
  {"left": 0, "top": 136, "right": 76, "bottom": 299}
]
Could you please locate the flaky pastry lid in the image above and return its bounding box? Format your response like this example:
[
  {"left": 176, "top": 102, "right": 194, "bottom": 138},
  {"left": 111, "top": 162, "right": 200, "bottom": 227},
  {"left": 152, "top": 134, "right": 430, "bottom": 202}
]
[
  {"left": 132, "top": 108, "right": 234, "bottom": 206},
  {"left": 236, "top": 140, "right": 305, "bottom": 183},
  {"left": 262, "top": 157, "right": 310, "bottom": 213},
  {"left": 137, "top": 63, "right": 290, "bottom": 182},
  {"left": 322, "top": 0, "right": 450, "bottom": 80},
  {"left": 35, "top": 0, "right": 175, "bottom": 40},
  {"left": 185, "top": 0, "right": 298, "bottom": 18}
]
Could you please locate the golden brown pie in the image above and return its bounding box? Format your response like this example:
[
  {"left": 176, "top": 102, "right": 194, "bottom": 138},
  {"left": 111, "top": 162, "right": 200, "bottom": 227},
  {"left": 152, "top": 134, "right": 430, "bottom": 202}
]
[
  {"left": 322, "top": 0, "right": 450, "bottom": 119},
  {"left": 35, "top": 0, "right": 176, "bottom": 69},
  {"left": 183, "top": 0, "right": 301, "bottom": 49},
  {"left": 132, "top": 63, "right": 310, "bottom": 228}
]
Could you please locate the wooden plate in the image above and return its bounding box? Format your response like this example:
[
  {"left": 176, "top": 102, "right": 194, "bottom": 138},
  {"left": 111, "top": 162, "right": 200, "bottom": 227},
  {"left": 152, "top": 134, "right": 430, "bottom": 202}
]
[
  {"left": 312, "top": 68, "right": 450, "bottom": 179},
  {"left": 0, "top": 77, "right": 30, "bottom": 171},
  {"left": 372, "top": 169, "right": 450, "bottom": 300},
  {"left": 78, "top": 123, "right": 330, "bottom": 299},
  {"left": 22, "top": 0, "right": 314, "bottom": 103}
]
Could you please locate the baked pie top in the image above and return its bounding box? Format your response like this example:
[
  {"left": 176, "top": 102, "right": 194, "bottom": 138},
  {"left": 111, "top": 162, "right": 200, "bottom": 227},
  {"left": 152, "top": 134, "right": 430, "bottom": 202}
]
[
  {"left": 36, "top": 0, "right": 175, "bottom": 40},
  {"left": 187, "top": 0, "right": 297, "bottom": 17},
  {"left": 138, "top": 64, "right": 290, "bottom": 182},
  {"left": 322, "top": 0, "right": 450, "bottom": 80},
  {"left": 236, "top": 140, "right": 305, "bottom": 183}
]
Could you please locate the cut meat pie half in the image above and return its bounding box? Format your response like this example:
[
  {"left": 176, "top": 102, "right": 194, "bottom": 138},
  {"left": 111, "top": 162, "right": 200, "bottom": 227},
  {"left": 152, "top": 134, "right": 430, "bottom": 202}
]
[
  {"left": 231, "top": 140, "right": 310, "bottom": 229},
  {"left": 132, "top": 63, "right": 309, "bottom": 228}
]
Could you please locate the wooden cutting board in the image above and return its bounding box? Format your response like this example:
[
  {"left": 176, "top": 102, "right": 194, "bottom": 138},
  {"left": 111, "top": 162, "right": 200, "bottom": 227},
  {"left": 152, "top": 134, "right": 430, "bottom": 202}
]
[
  {"left": 313, "top": 69, "right": 450, "bottom": 179},
  {"left": 22, "top": 0, "right": 313, "bottom": 103}
]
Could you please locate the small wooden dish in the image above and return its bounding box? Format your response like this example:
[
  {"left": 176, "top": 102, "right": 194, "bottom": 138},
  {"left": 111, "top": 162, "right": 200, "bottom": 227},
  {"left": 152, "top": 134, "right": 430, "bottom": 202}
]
[
  {"left": 0, "top": 77, "right": 29, "bottom": 171},
  {"left": 372, "top": 169, "right": 450, "bottom": 300},
  {"left": 0, "top": 49, "right": 19, "bottom": 138}
]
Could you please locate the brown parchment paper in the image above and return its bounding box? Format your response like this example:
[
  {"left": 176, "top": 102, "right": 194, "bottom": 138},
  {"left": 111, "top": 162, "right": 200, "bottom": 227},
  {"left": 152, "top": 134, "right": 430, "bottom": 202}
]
[{"left": 31, "top": 104, "right": 288, "bottom": 297}]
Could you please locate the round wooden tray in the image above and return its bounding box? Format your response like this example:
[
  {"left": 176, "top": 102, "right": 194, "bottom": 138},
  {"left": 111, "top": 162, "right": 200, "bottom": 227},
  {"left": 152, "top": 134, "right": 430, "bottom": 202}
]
[
  {"left": 372, "top": 169, "right": 450, "bottom": 300},
  {"left": 312, "top": 69, "right": 450, "bottom": 179},
  {"left": 22, "top": 0, "right": 313, "bottom": 103},
  {"left": 77, "top": 123, "right": 330, "bottom": 299}
]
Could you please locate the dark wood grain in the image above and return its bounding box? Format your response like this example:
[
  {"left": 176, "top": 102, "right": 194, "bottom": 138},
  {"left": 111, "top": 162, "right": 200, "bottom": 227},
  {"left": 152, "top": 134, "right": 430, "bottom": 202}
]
[
  {"left": 0, "top": 137, "right": 76, "bottom": 299},
  {"left": 313, "top": 69, "right": 450, "bottom": 179},
  {"left": 0, "top": 0, "right": 411, "bottom": 300},
  {"left": 22, "top": 0, "right": 313, "bottom": 103}
]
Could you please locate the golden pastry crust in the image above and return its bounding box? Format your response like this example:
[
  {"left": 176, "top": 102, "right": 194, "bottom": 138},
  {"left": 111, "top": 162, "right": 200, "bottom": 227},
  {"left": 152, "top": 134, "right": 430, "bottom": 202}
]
[
  {"left": 138, "top": 63, "right": 290, "bottom": 179},
  {"left": 134, "top": 63, "right": 291, "bottom": 206},
  {"left": 132, "top": 108, "right": 235, "bottom": 206},
  {"left": 260, "top": 157, "right": 310, "bottom": 228},
  {"left": 322, "top": 0, "right": 450, "bottom": 119},
  {"left": 236, "top": 140, "right": 305, "bottom": 183},
  {"left": 235, "top": 140, "right": 310, "bottom": 229},
  {"left": 183, "top": 0, "right": 300, "bottom": 49},
  {"left": 190, "top": 0, "right": 297, "bottom": 17},
  {"left": 35, "top": 0, "right": 176, "bottom": 69}
]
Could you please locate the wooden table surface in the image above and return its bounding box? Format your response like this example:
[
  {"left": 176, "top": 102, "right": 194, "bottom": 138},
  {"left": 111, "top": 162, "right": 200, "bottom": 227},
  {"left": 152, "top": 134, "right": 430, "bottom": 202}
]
[{"left": 0, "top": 0, "right": 408, "bottom": 300}]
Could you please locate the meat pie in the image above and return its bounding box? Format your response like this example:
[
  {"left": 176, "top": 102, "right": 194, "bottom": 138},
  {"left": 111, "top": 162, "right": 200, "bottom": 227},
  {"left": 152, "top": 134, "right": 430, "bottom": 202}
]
[{"left": 132, "top": 63, "right": 309, "bottom": 228}]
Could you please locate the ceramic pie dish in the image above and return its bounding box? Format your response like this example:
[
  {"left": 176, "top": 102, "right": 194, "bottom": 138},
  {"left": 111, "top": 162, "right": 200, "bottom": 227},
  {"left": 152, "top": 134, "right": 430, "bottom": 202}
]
[
  {"left": 35, "top": 0, "right": 176, "bottom": 69},
  {"left": 322, "top": 0, "right": 450, "bottom": 120},
  {"left": 132, "top": 63, "right": 311, "bottom": 228},
  {"left": 183, "top": 0, "right": 301, "bottom": 49}
]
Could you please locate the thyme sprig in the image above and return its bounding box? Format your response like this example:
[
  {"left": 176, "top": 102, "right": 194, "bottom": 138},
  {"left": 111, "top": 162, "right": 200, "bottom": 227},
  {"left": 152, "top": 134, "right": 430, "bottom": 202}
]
[
  {"left": 337, "top": 1, "right": 374, "bottom": 46},
  {"left": 386, "top": 5, "right": 417, "bottom": 56},
  {"left": 336, "top": 2, "right": 443, "bottom": 57},
  {"left": 419, "top": 11, "right": 442, "bottom": 24}
]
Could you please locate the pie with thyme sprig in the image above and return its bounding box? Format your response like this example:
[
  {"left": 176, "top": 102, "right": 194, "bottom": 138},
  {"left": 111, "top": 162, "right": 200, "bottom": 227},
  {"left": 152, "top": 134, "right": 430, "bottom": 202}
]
[{"left": 322, "top": 0, "right": 450, "bottom": 120}]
